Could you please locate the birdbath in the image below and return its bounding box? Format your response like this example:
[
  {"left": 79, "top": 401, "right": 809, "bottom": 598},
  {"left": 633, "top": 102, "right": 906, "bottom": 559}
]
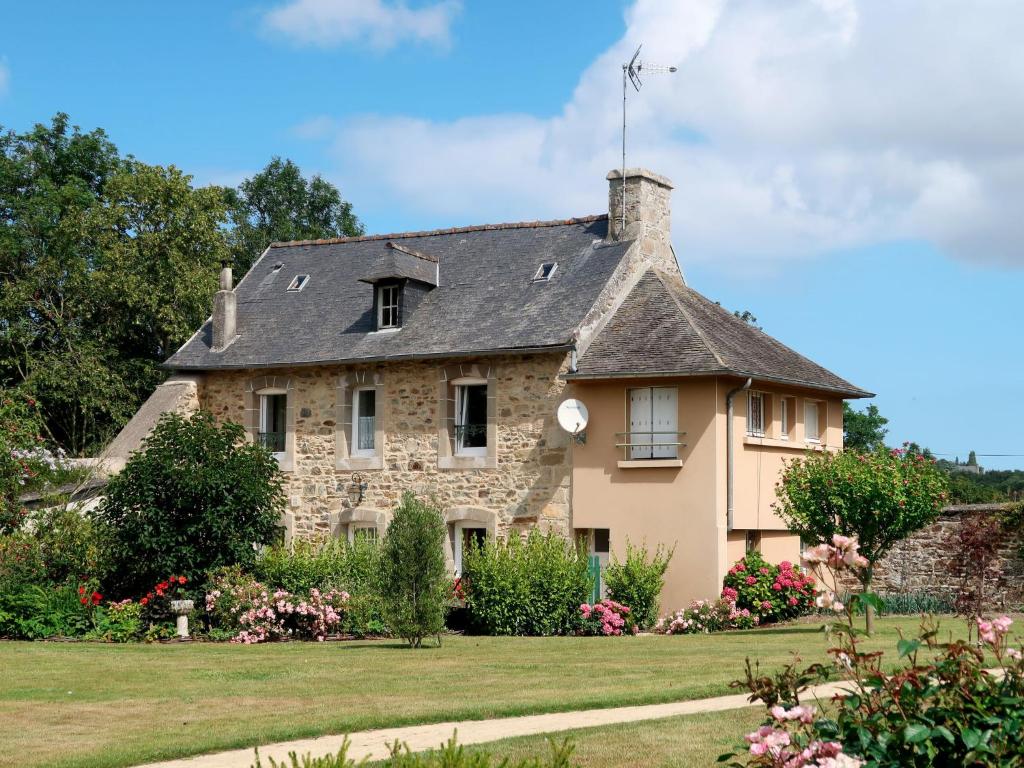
[{"left": 170, "top": 599, "right": 194, "bottom": 639}]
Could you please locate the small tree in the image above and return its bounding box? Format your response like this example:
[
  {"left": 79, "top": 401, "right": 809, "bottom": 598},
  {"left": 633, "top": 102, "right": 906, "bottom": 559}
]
[
  {"left": 842, "top": 402, "right": 889, "bottom": 453},
  {"left": 775, "top": 446, "right": 948, "bottom": 633},
  {"left": 379, "top": 493, "right": 448, "bottom": 648},
  {"left": 94, "top": 411, "right": 284, "bottom": 597},
  {"left": 604, "top": 541, "right": 673, "bottom": 630}
]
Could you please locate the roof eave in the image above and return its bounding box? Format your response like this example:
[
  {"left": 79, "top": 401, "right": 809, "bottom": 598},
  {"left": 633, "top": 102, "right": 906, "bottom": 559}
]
[
  {"left": 163, "top": 342, "right": 574, "bottom": 372},
  {"left": 564, "top": 367, "right": 873, "bottom": 398}
]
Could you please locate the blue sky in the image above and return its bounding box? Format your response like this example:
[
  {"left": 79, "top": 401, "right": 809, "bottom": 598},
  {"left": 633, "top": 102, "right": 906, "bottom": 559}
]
[{"left": 2, "top": 1, "right": 1022, "bottom": 468}]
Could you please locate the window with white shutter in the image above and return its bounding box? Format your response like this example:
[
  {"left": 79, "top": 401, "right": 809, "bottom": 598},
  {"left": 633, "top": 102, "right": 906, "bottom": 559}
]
[
  {"left": 805, "top": 400, "right": 821, "bottom": 443},
  {"left": 628, "top": 387, "right": 678, "bottom": 459}
]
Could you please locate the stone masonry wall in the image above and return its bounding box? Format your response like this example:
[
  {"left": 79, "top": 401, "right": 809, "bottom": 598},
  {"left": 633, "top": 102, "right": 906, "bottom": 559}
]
[
  {"left": 843, "top": 504, "right": 1024, "bottom": 612},
  {"left": 199, "top": 353, "right": 573, "bottom": 540}
]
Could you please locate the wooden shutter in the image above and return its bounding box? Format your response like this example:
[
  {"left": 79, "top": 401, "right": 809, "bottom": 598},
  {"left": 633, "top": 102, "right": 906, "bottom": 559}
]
[
  {"left": 651, "top": 387, "right": 678, "bottom": 458},
  {"left": 629, "top": 388, "right": 652, "bottom": 460}
]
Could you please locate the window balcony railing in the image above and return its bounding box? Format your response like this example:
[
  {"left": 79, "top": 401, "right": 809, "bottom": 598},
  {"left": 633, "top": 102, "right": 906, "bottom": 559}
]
[
  {"left": 257, "top": 431, "right": 286, "bottom": 453},
  {"left": 615, "top": 431, "right": 687, "bottom": 461}
]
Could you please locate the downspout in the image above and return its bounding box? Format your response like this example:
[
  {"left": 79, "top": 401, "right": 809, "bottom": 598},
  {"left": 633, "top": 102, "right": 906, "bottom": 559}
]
[{"left": 726, "top": 378, "right": 753, "bottom": 533}]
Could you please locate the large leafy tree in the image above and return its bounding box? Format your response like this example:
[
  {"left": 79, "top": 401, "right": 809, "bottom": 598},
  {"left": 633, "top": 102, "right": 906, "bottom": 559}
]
[
  {"left": 775, "top": 447, "right": 948, "bottom": 633},
  {"left": 226, "top": 157, "right": 363, "bottom": 273},
  {"left": 842, "top": 402, "right": 889, "bottom": 453}
]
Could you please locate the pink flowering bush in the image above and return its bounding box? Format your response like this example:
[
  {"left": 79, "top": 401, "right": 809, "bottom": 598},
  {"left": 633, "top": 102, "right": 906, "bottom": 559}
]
[
  {"left": 578, "top": 599, "right": 636, "bottom": 636},
  {"left": 801, "top": 535, "right": 877, "bottom": 627},
  {"left": 723, "top": 615, "right": 1024, "bottom": 767},
  {"left": 655, "top": 597, "right": 758, "bottom": 635},
  {"left": 205, "top": 567, "right": 349, "bottom": 643},
  {"left": 722, "top": 551, "right": 817, "bottom": 624}
]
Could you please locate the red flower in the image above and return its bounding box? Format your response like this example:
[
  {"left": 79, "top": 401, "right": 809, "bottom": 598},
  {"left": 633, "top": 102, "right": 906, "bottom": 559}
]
[
  {"left": 158, "top": 581, "right": 169, "bottom": 591},
  {"left": 91, "top": 592, "right": 102, "bottom": 605},
  {"left": 178, "top": 576, "right": 187, "bottom": 584},
  {"left": 78, "top": 585, "right": 86, "bottom": 595},
  {"left": 140, "top": 597, "right": 149, "bottom": 606},
  {"left": 79, "top": 597, "right": 88, "bottom": 605}
]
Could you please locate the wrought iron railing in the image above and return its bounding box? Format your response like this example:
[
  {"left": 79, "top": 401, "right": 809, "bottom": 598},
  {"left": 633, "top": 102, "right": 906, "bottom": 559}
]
[
  {"left": 614, "top": 431, "right": 687, "bottom": 461},
  {"left": 257, "top": 431, "right": 286, "bottom": 453}
]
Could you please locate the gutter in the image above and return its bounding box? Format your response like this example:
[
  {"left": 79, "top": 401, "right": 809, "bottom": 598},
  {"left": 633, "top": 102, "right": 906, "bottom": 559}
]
[{"left": 726, "top": 377, "right": 753, "bottom": 533}]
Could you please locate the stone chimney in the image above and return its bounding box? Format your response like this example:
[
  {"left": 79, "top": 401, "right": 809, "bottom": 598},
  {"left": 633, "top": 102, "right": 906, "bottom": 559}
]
[
  {"left": 607, "top": 168, "right": 676, "bottom": 274},
  {"left": 211, "top": 260, "right": 236, "bottom": 350}
]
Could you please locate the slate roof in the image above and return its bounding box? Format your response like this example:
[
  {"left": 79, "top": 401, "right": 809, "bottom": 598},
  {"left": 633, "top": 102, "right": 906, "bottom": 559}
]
[
  {"left": 165, "top": 216, "right": 631, "bottom": 370},
  {"left": 572, "top": 270, "right": 871, "bottom": 397}
]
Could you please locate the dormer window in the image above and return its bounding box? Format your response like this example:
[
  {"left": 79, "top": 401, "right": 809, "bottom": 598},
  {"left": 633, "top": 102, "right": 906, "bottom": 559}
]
[
  {"left": 377, "top": 284, "right": 400, "bottom": 329},
  {"left": 533, "top": 262, "right": 557, "bottom": 281},
  {"left": 287, "top": 274, "right": 310, "bottom": 292}
]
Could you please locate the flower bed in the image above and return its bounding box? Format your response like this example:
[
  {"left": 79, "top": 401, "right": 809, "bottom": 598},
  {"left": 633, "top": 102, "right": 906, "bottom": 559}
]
[
  {"left": 578, "top": 599, "right": 636, "bottom": 636},
  {"left": 655, "top": 598, "right": 758, "bottom": 635},
  {"left": 722, "top": 551, "right": 817, "bottom": 624}
]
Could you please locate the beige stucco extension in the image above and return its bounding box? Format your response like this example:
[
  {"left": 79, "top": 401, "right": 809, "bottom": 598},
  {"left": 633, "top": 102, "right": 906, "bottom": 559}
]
[{"left": 569, "top": 376, "right": 841, "bottom": 610}]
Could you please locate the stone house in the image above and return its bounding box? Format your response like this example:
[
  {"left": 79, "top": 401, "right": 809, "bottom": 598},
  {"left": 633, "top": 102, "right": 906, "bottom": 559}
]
[{"left": 108, "top": 168, "right": 870, "bottom": 609}]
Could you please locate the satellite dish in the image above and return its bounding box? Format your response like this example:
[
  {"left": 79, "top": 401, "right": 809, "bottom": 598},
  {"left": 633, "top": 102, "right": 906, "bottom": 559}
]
[{"left": 557, "top": 399, "right": 589, "bottom": 436}]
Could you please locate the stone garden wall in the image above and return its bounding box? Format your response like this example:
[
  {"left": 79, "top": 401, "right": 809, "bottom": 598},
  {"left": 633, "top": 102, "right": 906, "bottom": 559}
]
[
  {"left": 854, "top": 504, "right": 1024, "bottom": 612},
  {"left": 199, "top": 352, "right": 573, "bottom": 541}
]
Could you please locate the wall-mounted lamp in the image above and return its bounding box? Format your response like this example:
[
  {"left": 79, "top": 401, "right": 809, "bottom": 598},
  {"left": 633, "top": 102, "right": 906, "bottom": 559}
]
[{"left": 348, "top": 472, "right": 367, "bottom": 506}]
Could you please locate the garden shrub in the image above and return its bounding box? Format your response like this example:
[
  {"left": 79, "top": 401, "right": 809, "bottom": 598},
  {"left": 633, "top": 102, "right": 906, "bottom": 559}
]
[
  {"left": 578, "top": 599, "right": 635, "bottom": 636},
  {"left": 462, "top": 530, "right": 591, "bottom": 636},
  {"left": 722, "top": 551, "right": 816, "bottom": 624},
  {"left": 603, "top": 540, "right": 672, "bottom": 630},
  {"left": 724, "top": 616, "right": 1024, "bottom": 767},
  {"left": 255, "top": 536, "right": 385, "bottom": 635},
  {"left": 30, "top": 506, "right": 102, "bottom": 586},
  {"left": 656, "top": 598, "right": 758, "bottom": 634},
  {"left": 252, "top": 735, "right": 575, "bottom": 768},
  {"left": 0, "top": 582, "right": 94, "bottom": 639},
  {"left": 86, "top": 599, "right": 143, "bottom": 642},
  {"left": 94, "top": 411, "right": 285, "bottom": 598},
  {"left": 379, "top": 493, "right": 448, "bottom": 648},
  {"left": 205, "top": 567, "right": 349, "bottom": 643}
]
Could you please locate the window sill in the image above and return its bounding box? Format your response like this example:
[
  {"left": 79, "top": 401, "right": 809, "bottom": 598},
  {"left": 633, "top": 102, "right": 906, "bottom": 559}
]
[
  {"left": 617, "top": 459, "right": 683, "bottom": 469},
  {"left": 438, "top": 455, "right": 497, "bottom": 470},
  {"left": 743, "top": 436, "right": 806, "bottom": 450},
  {"left": 337, "top": 456, "right": 384, "bottom": 471}
]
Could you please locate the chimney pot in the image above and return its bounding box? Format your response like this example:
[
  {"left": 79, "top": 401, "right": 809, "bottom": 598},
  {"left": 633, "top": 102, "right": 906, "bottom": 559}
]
[
  {"left": 212, "top": 262, "right": 236, "bottom": 350},
  {"left": 606, "top": 168, "right": 676, "bottom": 273}
]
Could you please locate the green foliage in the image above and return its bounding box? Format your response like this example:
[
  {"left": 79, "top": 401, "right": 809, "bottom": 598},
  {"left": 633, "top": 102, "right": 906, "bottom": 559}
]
[
  {"left": 94, "top": 411, "right": 285, "bottom": 598},
  {"left": 251, "top": 736, "right": 575, "bottom": 768},
  {"left": 603, "top": 540, "right": 673, "bottom": 629},
  {"left": 379, "top": 494, "right": 448, "bottom": 647},
  {"left": 725, "top": 619, "right": 1024, "bottom": 767},
  {"left": 254, "top": 537, "right": 386, "bottom": 635},
  {"left": 226, "top": 157, "right": 363, "bottom": 274},
  {"left": 462, "top": 531, "right": 591, "bottom": 636},
  {"left": 775, "top": 448, "right": 949, "bottom": 584},
  {"left": 86, "top": 599, "right": 143, "bottom": 642},
  {"left": 0, "top": 583, "right": 93, "bottom": 639},
  {"left": 722, "top": 551, "right": 816, "bottom": 623},
  {"left": 875, "top": 591, "right": 955, "bottom": 616},
  {"left": 29, "top": 506, "right": 101, "bottom": 586},
  {"left": 842, "top": 402, "right": 889, "bottom": 453}
]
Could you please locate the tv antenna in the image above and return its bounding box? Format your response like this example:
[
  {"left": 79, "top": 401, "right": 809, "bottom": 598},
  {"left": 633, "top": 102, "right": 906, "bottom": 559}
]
[{"left": 621, "top": 45, "right": 677, "bottom": 235}]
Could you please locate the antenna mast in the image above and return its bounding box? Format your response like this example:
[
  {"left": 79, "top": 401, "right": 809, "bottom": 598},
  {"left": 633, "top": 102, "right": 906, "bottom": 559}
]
[{"left": 621, "top": 45, "right": 677, "bottom": 235}]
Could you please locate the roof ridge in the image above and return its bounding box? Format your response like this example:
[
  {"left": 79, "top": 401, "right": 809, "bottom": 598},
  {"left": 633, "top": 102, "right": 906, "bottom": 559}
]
[
  {"left": 268, "top": 214, "right": 609, "bottom": 248},
  {"left": 653, "top": 270, "right": 729, "bottom": 370}
]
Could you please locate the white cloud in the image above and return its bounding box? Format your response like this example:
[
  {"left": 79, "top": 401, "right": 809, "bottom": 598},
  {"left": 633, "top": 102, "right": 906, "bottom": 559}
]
[
  {"left": 305, "top": 0, "right": 1024, "bottom": 269},
  {"left": 263, "top": 0, "right": 459, "bottom": 50}
]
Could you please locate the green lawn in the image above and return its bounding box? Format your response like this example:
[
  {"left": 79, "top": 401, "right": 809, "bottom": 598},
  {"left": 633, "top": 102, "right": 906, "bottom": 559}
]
[{"left": 0, "top": 617, "right": 966, "bottom": 768}]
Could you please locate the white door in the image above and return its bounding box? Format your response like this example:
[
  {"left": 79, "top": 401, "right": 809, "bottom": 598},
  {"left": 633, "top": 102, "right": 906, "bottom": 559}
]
[{"left": 651, "top": 387, "right": 678, "bottom": 458}]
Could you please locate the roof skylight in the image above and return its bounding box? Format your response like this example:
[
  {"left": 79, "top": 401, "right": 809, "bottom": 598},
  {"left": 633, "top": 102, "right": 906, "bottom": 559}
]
[
  {"left": 286, "top": 274, "right": 310, "bottom": 292},
  {"left": 533, "top": 262, "right": 557, "bottom": 281}
]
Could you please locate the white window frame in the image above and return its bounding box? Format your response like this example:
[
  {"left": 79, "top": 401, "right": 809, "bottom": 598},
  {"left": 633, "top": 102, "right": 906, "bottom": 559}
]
[
  {"left": 351, "top": 386, "right": 377, "bottom": 458},
  {"left": 780, "top": 397, "right": 790, "bottom": 440},
  {"left": 532, "top": 262, "right": 557, "bottom": 281},
  {"left": 452, "top": 521, "right": 487, "bottom": 576},
  {"left": 377, "top": 284, "right": 400, "bottom": 329},
  {"left": 257, "top": 387, "right": 288, "bottom": 462},
  {"left": 348, "top": 523, "right": 379, "bottom": 544},
  {"left": 747, "top": 391, "right": 765, "bottom": 438},
  {"left": 286, "top": 274, "right": 309, "bottom": 292},
  {"left": 628, "top": 386, "right": 678, "bottom": 460},
  {"left": 805, "top": 400, "right": 821, "bottom": 444},
  {"left": 453, "top": 378, "right": 488, "bottom": 457}
]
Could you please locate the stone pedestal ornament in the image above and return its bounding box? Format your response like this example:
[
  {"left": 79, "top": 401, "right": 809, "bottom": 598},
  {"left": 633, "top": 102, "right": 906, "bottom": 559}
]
[{"left": 170, "top": 599, "right": 194, "bottom": 639}]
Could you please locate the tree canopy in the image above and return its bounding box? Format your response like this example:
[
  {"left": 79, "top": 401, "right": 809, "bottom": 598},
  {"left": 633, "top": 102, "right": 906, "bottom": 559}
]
[
  {"left": 842, "top": 402, "right": 889, "bottom": 454},
  {"left": 0, "top": 114, "right": 361, "bottom": 456}
]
